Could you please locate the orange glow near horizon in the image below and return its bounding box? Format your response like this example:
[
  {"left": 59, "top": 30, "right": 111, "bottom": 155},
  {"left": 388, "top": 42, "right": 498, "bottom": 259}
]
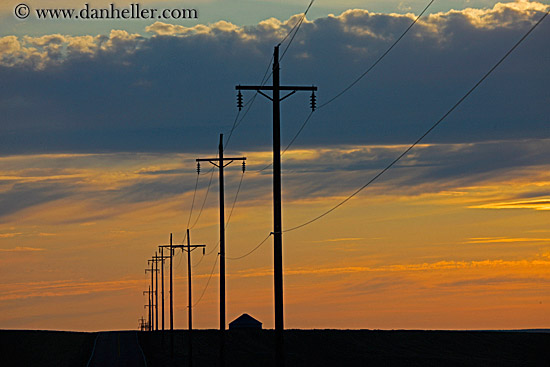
[{"left": 0, "top": 147, "right": 549, "bottom": 331}]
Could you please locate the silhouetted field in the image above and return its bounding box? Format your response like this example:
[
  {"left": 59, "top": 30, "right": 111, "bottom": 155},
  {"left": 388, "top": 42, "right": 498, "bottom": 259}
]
[
  {"left": 0, "top": 330, "right": 95, "bottom": 367},
  {"left": 1, "top": 329, "right": 548, "bottom": 366},
  {"left": 138, "top": 329, "right": 550, "bottom": 367}
]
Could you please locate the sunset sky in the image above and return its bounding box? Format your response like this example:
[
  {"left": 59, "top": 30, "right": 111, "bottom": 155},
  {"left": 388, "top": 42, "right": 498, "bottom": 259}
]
[{"left": 1, "top": 0, "right": 549, "bottom": 332}]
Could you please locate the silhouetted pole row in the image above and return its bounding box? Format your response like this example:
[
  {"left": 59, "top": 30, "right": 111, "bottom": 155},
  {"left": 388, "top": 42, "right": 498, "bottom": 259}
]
[
  {"left": 138, "top": 46, "right": 314, "bottom": 367},
  {"left": 236, "top": 45, "right": 317, "bottom": 367},
  {"left": 197, "top": 133, "right": 246, "bottom": 367}
]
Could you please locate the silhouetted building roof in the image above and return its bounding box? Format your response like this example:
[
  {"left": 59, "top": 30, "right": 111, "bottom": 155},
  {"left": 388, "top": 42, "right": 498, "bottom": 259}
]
[{"left": 229, "top": 313, "right": 262, "bottom": 330}]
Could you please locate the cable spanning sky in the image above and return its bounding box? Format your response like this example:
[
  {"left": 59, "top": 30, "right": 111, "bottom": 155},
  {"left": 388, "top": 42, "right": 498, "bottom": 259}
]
[{"left": 0, "top": 0, "right": 549, "bottom": 331}]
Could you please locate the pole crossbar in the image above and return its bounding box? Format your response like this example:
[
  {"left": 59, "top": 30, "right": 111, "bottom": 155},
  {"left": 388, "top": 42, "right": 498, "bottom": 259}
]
[{"left": 236, "top": 85, "right": 317, "bottom": 91}]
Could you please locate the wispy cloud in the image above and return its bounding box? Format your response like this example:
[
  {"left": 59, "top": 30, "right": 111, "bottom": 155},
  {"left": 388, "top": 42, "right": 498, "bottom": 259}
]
[
  {"left": 465, "top": 237, "right": 550, "bottom": 244},
  {"left": 0, "top": 232, "right": 22, "bottom": 238},
  {"left": 0, "top": 246, "right": 44, "bottom": 252},
  {"left": 317, "top": 237, "right": 364, "bottom": 242},
  {"left": 471, "top": 199, "right": 550, "bottom": 211},
  {"left": 0, "top": 278, "right": 142, "bottom": 301},
  {"left": 229, "top": 258, "right": 550, "bottom": 279}
]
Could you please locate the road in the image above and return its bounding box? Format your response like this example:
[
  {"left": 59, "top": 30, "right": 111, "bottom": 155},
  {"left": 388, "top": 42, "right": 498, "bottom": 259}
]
[{"left": 87, "top": 331, "right": 147, "bottom": 367}]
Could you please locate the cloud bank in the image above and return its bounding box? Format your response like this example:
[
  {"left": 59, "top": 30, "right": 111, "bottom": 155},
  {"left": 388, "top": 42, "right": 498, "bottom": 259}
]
[{"left": 0, "top": 1, "right": 548, "bottom": 155}]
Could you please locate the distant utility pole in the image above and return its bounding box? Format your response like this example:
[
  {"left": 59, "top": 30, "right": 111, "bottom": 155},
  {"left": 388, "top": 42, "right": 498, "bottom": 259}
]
[
  {"left": 182, "top": 228, "right": 205, "bottom": 367},
  {"left": 152, "top": 252, "right": 162, "bottom": 331},
  {"left": 159, "top": 233, "right": 174, "bottom": 357},
  {"left": 146, "top": 260, "right": 156, "bottom": 331},
  {"left": 197, "top": 133, "right": 246, "bottom": 367},
  {"left": 157, "top": 248, "right": 171, "bottom": 332},
  {"left": 138, "top": 316, "right": 147, "bottom": 331},
  {"left": 236, "top": 45, "right": 317, "bottom": 367},
  {"left": 147, "top": 257, "right": 159, "bottom": 331},
  {"left": 169, "top": 230, "right": 204, "bottom": 366},
  {"left": 143, "top": 286, "right": 153, "bottom": 331}
]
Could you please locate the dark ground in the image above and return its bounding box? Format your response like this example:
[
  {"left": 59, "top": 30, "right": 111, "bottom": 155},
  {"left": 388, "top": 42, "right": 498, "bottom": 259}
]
[
  {"left": 138, "top": 329, "right": 550, "bottom": 367},
  {"left": 0, "top": 330, "right": 95, "bottom": 367},
  {"left": 87, "top": 331, "right": 146, "bottom": 367},
  {"left": 1, "top": 329, "right": 548, "bottom": 366}
]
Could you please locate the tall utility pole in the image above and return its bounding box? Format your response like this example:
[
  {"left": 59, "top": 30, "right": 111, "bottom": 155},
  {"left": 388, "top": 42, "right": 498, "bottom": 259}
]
[
  {"left": 146, "top": 259, "right": 156, "bottom": 331},
  {"left": 196, "top": 134, "right": 246, "bottom": 331},
  {"left": 236, "top": 45, "right": 317, "bottom": 367},
  {"left": 197, "top": 134, "right": 246, "bottom": 367}
]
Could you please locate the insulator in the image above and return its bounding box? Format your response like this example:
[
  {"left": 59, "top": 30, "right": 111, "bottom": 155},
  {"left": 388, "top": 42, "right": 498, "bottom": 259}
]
[
  {"left": 197, "top": 162, "right": 200, "bottom": 174},
  {"left": 242, "top": 161, "right": 246, "bottom": 173},
  {"left": 310, "top": 91, "right": 316, "bottom": 111},
  {"left": 237, "top": 90, "right": 243, "bottom": 111}
]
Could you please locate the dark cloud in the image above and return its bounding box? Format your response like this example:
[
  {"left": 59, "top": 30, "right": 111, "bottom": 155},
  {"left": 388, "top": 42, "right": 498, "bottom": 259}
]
[
  {"left": 0, "top": 3, "right": 548, "bottom": 155},
  {"left": 279, "top": 139, "right": 550, "bottom": 200},
  {"left": 0, "top": 181, "right": 73, "bottom": 218},
  {"left": 109, "top": 176, "right": 186, "bottom": 203}
]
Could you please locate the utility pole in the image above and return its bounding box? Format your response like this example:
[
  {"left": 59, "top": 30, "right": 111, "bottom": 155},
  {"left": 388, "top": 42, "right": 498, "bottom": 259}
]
[
  {"left": 146, "top": 260, "right": 156, "bottom": 331},
  {"left": 170, "top": 230, "right": 204, "bottom": 366},
  {"left": 236, "top": 45, "right": 317, "bottom": 367},
  {"left": 197, "top": 134, "right": 246, "bottom": 367},
  {"left": 138, "top": 316, "right": 147, "bottom": 331},
  {"left": 152, "top": 252, "right": 161, "bottom": 331},
  {"left": 181, "top": 228, "right": 205, "bottom": 367},
  {"left": 159, "top": 233, "right": 174, "bottom": 357},
  {"left": 157, "top": 248, "right": 170, "bottom": 332},
  {"left": 143, "top": 287, "right": 153, "bottom": 331}
]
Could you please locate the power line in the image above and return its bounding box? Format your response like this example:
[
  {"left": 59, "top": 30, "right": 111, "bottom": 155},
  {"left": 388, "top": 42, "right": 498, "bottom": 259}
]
[
  {"left": 278, "top": 0, "right": 314, "bottom": 47},
  {"left": 185, "top": 172, "right": 200, "bottom": 229},
  {"left": 189, "top": 165, "right": 215, "bottom": 230},
  {"left": 224, "top": 0, "right": 316, "bottom": 151},
  {"left": 225, "top": 170, "right": 245, "bottom": 229},
  {"left": 318, "top": 0, "right": 436, "bottom": 109},
  {"left": 284, "top": 7, "right": 550, "bottom": 233},
  {"left": 179, "top": 165, "right": 215, "bottom": 251},
  {"left": 224, "top": 79, "right": 268, "bottom": 150},
  {"left": 193, "top": 169, "right": 246, "bottom": 265},
  {"left": 279, "top": 0, "right": 315, "bottom": 61},
  {"left": 192, "top": 253, "right": 219, "bottom": 307},
  {"left": 255, "top": 0, "right": 435, "bottom": 173},
  {"left": 226, "top": 233, "right": 272, "bottom": 260}
]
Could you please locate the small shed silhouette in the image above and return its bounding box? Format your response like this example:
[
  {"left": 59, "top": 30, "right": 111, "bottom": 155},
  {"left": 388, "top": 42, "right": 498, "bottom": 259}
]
[{"left": 229, "top": 313, "right": 262, "bottom": 330}]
